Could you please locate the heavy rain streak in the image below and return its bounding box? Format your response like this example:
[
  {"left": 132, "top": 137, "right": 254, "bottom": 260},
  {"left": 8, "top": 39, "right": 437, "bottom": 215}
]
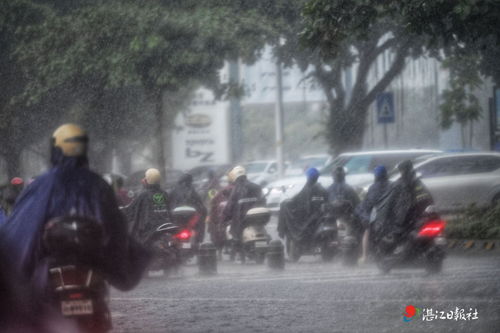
[{"left": 0, "top": 1, "right": 499, "bottom": 332}]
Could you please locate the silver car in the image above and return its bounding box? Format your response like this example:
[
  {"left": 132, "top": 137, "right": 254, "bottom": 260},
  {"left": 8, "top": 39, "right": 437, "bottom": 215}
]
[
  {"left": 264, "top": 149, "right": 442, "bottom": 212},
  {"left": 388, "top": 152, "right": 500, "bottom": 212}
]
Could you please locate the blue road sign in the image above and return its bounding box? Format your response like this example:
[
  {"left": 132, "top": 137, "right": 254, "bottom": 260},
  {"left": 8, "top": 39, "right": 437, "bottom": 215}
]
[{"left": 376, "top": 92, "right": 395, "bottom": 124}]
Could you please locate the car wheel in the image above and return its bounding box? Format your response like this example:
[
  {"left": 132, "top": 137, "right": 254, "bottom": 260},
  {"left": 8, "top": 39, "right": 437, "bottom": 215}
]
[
  {"left": 255, "top": 253, "right": 265, "bottom": 264},
  {"left": 320, "top": 244, "right": 336, "bottom": 262}
]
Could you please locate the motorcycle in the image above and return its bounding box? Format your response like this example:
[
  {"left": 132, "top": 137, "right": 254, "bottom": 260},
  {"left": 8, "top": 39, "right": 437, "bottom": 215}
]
[
  {"left": 331, "top": 200, "right": 363, "bottom": 266},
  {"left": 371, "top": 205, "right": 447, "bottom": 274},
  {"left": 43, "top": 216, "right": 111, "bottom": 332},
  {"left": 286, "top": 203, "right": 339, "bottom": 262},
  {"left": 241, "top": 207, "right": 272, "bottom": 264},
  {"left": 146, "top": 222, "right": 182, "bottom": 277},
  {"left": 170, "top": 206, "right": 200, "bottom": 261}
]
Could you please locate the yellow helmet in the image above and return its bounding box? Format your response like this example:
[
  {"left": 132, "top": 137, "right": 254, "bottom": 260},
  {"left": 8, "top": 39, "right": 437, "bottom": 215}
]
[
  {"left": 52, "top": 124, "right": 88, "bottom": 157},
  {"left": 145, "top": 168, "right": 161, "bottom": 185}
]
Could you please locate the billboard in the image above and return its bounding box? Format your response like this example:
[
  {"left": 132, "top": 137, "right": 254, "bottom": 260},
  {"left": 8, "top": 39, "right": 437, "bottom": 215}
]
[{"left": 172, "top": 89, "right": 231, "bottom": 170}]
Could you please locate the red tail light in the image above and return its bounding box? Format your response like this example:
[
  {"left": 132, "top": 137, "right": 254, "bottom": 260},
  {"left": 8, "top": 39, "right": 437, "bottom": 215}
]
[
  {"left": 417, "top": 219, "right": 446, "bottom": 238},
  {"left": 69, "top": 293, "right": 84, "bottom": 299},
  {"left": 175, "top": 229, "right": 192, "bottom": 241}
]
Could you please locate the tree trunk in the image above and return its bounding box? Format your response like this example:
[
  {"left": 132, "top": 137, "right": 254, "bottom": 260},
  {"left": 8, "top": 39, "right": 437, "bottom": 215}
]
[
  {"left": 327, "top": 103, "right": 366, "bottom": 154},
  {"left": 460, "top": 123, "right": 466, "bottom": 149},
  {"left": 116, "top": 142, "right": 133, "bottom": 176},
  {"left": 6, "top": 149, "right": 22, "bottom": 180},
  {"left": 469, "top": 120, "right": 474, "bottom": 148},
  {"left": 153, "top": 89, "right": 167, "bottom": 177}
]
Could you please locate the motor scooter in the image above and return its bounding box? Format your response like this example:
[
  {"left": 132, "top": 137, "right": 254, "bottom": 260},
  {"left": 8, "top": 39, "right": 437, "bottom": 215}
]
[
  {"left": 170, "top": 206, "right": 200, "bottom": 261},
  {"left": 241, "top": 207, "right": 272, "bottom": 264},
  {"left": 146, "top": 222, "right": 182, "bottom": 277},
  {"left": 331, "top": 200, "right": 362, "bottom": 265},
  {"left": 372, "top": 205, "right": 447, "bottom": 274},
  {"left": 43, "top": 216, "right": 111, "bottom": 332},
  {"left": 285, "top": 202, "right": 339, "bottom": 262}
]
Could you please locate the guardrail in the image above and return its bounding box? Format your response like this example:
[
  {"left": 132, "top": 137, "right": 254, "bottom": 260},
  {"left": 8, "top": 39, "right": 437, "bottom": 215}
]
[{"left": 446, "top": 239, "right": 500, "bottom": 252}]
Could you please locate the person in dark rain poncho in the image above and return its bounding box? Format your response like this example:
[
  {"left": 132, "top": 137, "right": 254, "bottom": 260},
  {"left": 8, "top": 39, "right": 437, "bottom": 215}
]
[
  {"left": 223, "top": 166, "right": 264, "bottom": 261},
  {"left": 356, "top": 165, "right": 391, "bottom": 263},
  {"left": 208, "top": 169, "right": 236, "bottom": 259},
  {"left": 169, "top": 173, "right": 208, "bottom": 245},
  {"left": 0, "top": 124, "right": 150, "bottom": 313},
  {"left": 278, "top": 168, "right": 328, "bottom": 242},
  {"left": 0, "top": 177, "right": 25, "bottom": 225},
  {"left": 372, "top": 160, "right": 434, "bottom": 246},
  {"left": 122, "top": 168, "right": 172, "bottom": 245},
  {"left": 327, "top": 166, "right": 360, "bottom": 208}
]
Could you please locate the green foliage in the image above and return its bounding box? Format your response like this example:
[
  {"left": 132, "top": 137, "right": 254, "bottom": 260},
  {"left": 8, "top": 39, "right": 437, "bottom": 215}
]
[
  {"left": 439, "top": 54, "right": 483, "bottom": 148},
  {"left": 394, "top": 0, "right": 500, "bottom": 84},
  {"left": 447, "top": 204, "right": 500, "bottom": 239}
]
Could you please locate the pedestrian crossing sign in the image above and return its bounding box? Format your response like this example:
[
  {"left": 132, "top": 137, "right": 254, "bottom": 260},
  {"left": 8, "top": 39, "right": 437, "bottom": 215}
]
[{"left": 376, "top": 92, "right": 395, "bottom": 124}]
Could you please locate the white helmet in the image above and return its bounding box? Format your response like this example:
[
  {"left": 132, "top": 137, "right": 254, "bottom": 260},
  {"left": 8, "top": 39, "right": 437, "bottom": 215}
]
[
  {"left": 145, "top": 168, "right": 161, "bottom": 185},
  {"left": 229, "top": 165, "right": 246, "bottom": 181}
]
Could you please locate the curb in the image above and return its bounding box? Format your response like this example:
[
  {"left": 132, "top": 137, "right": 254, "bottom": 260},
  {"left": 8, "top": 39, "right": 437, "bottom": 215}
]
[{"left": 446, "top": 239, "right": 500, "bottom": 252}]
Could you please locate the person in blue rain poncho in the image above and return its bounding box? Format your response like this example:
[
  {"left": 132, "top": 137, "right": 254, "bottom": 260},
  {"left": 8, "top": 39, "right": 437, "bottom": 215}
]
[{"left": 0, "top": 124, "right": 150, "bottom": 309}]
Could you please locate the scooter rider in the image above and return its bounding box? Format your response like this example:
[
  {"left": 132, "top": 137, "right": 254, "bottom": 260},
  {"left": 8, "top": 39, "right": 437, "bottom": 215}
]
[
  {"left": 356, "top": 166, "right": 391, "bottom": 263},
  {"left": 327, "top": 166, "right": 360, "bottom": 208},
  {"left": 122, "top": 168, "right": 172, "bottom": 245},
  {"left": 169, "top": 173, "right": 208, "bottom": 246},
  {"left": 208, "top": 169, "right": 236, "bottom": 259},
  {"left": 0, "top": 124, "right": 150, "bottom": 331},
  {"left": 223, "top": 166, "right": 264, "bottom": 262},
  {"left": 278, "top": 167, "right": 328, "bottom": 241},
  {"left": 373, "top": 160, "right": 434, "bottom": 247}
]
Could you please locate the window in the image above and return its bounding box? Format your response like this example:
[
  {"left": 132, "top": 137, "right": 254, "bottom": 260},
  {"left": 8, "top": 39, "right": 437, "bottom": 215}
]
[
  {"left": 417, "top": 155, "right": 500, "bottom": 178},
  {"left": 343, "top": 155, "right": 372, "bottom": 174}
]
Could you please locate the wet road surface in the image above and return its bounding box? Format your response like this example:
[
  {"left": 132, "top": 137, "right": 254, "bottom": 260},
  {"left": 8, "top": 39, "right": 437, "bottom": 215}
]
[{"left": 111, "top": 253, "right": 500, "bottom": 333}]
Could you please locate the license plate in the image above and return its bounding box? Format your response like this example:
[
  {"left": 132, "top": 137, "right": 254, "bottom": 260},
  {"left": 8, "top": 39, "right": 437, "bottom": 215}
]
[
  {"left": 181, "top": 242, "right": 191, "bottom": 249},
  {"left": 255, "top": 241, "right": 267, "bottom": 248},
  {"left": 61, "top": 299, "right": 93, "bottom": 316},
  {"left": 434, "top": 237, "right": 447, "bottom": 246},
  {"left": 338, "top": 230, "right": 347, "bottom": 237}
]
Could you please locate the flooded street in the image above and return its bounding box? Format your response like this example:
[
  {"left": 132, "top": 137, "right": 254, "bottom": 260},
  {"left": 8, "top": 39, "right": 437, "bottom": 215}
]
[{"left": 111, "top": 254, "right": 500, "bottom": 332}]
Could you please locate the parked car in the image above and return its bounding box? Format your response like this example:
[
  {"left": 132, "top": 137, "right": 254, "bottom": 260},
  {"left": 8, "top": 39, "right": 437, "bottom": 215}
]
[
  {"left": 285, "top": 154, "right": 332, "bottom": 177},
  {"left": 264, "top": 149, "right": 442, "bottom": 212},
  {"left": 244, "top": 160, "right": 290, "bottom": 187},
  {"left": 380, "top": 152, "right": 500, "bottom": 212}
]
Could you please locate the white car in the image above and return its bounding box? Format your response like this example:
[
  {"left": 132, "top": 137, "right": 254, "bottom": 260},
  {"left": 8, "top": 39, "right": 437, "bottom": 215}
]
[
  {"left": 264, "top": 149, "right": 442, "bottom": 212},
  {"left": 384, "top": 152, "right": 500, "bottom": 212},
  {"left": 244, "top": 160, "right": 290, "bottom": 187}
]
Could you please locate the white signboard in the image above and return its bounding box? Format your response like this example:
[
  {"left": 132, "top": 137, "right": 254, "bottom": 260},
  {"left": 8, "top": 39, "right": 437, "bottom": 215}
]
[{"left": 172, "top": 89, "right": 231, "bottom": 170}]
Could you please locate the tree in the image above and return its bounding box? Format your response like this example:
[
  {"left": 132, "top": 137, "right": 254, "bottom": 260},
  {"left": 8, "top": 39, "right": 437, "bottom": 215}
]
[
  {"left": 0, "top": 0, "right": 66, "bottom": 178},
  {"left": 16, "top": 0, "right": 270, "bottom": 175},
  {"left": 440, "top": 55, "right": 483, "bottom": 149},
  {"left": 394, "top": 0, "right": 500, "bottom": 85},
  {"left": 300, "top": 0, "right": 423, "bottom": 153}
]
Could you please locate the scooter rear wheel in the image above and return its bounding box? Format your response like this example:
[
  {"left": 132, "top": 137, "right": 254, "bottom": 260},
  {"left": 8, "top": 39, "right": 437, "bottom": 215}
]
[
  {"left": 286, "top": 238, "right": 301, "bottom": 262},
  {"left": 320, "top": 244, "right": 336, "bottom": 262}
]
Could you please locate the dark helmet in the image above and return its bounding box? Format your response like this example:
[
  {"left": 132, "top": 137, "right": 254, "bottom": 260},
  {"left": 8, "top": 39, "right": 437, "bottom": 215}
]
[
  {"left": 332, "top": 166, "right": 346, "bottom": 183},
  {"left": 397, "top": 160, "right": 416, "bottom": 181}
]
